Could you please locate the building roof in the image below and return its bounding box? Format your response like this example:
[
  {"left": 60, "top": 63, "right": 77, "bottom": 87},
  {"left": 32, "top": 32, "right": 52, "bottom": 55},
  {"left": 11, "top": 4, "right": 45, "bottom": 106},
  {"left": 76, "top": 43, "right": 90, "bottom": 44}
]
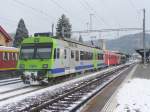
[{"left": 0, "top": 25, "right": 12, "bottom": 42}]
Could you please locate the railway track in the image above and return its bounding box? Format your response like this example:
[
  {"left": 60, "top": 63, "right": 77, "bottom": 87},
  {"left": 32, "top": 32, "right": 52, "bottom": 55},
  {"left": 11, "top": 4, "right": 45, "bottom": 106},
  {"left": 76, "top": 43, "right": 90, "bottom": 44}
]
[
  {"left": 0, "top": 86, "right": 42, "bottom": 102},
  {"left": 0, "top": 77, "right": 22, "bottom": 86},
  {"left": 0, "top": 85, "right": 29, "bottom": 94},
  {"left": 24, "top": 64, "right": 131, "bottom": 112},
  {"left": 0, "top": 78, "right": 42, "bottom": 102}
]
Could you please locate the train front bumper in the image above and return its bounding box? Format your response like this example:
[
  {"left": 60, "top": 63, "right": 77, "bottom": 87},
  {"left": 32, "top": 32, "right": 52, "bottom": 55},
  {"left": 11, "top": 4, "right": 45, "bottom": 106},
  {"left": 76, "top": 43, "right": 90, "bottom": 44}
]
[{"left": 22, "top": 71, "right": 47, "bottom": 85}]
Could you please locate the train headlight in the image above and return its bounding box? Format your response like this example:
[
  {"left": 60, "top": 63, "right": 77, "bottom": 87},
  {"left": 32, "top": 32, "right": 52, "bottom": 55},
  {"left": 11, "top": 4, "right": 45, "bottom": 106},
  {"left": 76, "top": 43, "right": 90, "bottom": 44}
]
[
  {"left": 42, "top": 64, "right": 48, "bottom": 68},
  {"left": 20, "top": 64, "right": 25, "bottom": 69}
]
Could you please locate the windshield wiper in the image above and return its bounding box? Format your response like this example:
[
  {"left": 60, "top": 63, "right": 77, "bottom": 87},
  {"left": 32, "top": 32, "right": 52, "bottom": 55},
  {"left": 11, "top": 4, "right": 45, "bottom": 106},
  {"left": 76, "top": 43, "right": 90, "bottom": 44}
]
[{"left": 36, "top": 53, "right": 44, "bottom": 61}]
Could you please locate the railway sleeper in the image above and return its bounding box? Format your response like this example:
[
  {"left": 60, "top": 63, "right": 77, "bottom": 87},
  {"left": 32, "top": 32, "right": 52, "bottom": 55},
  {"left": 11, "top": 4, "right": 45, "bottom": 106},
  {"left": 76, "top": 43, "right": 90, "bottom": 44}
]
[
  {"left": 58, "top": 100, "right": 75, "bottom": 105},
  {"left": 45, "top": 106, "right": 68, "bottom": 111}
]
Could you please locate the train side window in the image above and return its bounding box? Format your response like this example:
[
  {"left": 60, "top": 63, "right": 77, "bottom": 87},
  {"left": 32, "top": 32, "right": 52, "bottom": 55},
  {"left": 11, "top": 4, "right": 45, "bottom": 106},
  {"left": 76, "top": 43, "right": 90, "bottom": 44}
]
[
  {"left": 101, "top": 54, "right": 104, "bottom": 60},
  {"left": 10, "top": 52, "right": 14, "bottom": 61},
  {"left": 57, "top": 48, "right": 60, "bottom": 59},
  {"left": 9, "top": 52, "right": 12, "bottom": 60},
  {"left": 3, "top": 52, "right": 8, "bottom": 61},
  {"left": 0, "top": 53, "right": 2, "bottom": 60},
  {"left": 75, "top": 50, "right": 79, "bottom": 61},
  {"left": 10, "top": 52, "right": 13, "bottom": 60},
  {"left": 89, "top": 52, "right": 92, "bottom": 60},
  {"left": 91, "top": 53, "right": 93, "bottom": 59},
  {"left": 7, "top": 52, "right": 9, "bottom": 60},
  {"left": 85, "top": 52, "right": 88, "bottom": 60},
  {"left": 13, "top": 52, "right": 16, "bottom": 60},
  {"left": 15, "top": 53, "right": 18, "bottom": 60},
  {"left": 54, "top": 48, "right": 56, "bottom": 59},
  {"left": 98, "top": 53, "right": 103, "bottom": 60},
  {"left": 64, "top": 49, "right": 67, "bottom": 59},
  {"left": 71, "top": 50, "right": 74, "bottom": 59},
  {"left": 80, "top": 51, "right": 84, "bottom": 60},
  {"left": 83, "top": 51, "right": 86, "bottom": 60},
  {"left": 88, "top": 52, "right": 91, "bottom": 60},
  {"left": 11, "top": 53, "right": 14, "bottom": 60}
]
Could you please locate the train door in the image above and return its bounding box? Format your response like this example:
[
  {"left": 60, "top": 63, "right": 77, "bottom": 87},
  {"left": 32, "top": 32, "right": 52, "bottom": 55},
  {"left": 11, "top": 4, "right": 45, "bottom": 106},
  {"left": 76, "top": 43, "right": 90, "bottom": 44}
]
[
  {"left": 69, "top": 49, "right": 76, "bottom": 73},
  {"left": 64, "top": 48, "right": 70, "bottom": 74}
]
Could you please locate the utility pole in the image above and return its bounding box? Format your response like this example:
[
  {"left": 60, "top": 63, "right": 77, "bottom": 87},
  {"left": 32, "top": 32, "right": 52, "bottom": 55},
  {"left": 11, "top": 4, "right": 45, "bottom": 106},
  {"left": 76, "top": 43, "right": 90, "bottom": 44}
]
[
  {"left": 89, "top": 14, "right": 94, "bottom": 31},
  {"left": 51, "top": 23, "right": 54, "bottom": 36},
  {"left": 86, "top": 22, "right": 89, "bottom": 32},
  {"left": 143, "top": 8, "right": 146, "bottom": 64},
  {"left": 89, "top": 14, "right": 94, "bottom": 44}
]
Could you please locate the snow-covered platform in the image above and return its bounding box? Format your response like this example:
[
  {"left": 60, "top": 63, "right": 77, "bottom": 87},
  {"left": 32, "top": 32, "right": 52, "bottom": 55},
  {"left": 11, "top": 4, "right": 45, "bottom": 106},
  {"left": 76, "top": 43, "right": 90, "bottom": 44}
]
[{"left": 102, "top": 64, "right": 150, "bottom": 112}]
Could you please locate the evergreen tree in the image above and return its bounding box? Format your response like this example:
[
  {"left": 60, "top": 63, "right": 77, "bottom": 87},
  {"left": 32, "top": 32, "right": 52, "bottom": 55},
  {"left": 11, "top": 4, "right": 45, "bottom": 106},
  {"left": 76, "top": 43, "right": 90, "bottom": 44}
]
[
  {"left": 79, "top": 35, "right": 83, "bottom": 42},
  {"left": 13, "top": 18, "right": 29, "bottom": 47},
  {"left": 56, "top": 14, "right": 72, "bottom": 38}
]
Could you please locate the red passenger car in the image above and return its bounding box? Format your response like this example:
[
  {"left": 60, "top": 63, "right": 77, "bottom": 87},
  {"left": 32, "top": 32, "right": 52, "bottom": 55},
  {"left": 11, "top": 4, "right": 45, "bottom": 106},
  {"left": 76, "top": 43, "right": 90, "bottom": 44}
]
[
  {"left": 0, "top": 46, "right": 19, "bottom": 71},
  {"left": 104, "top": 50, "right": 120, "bottom": 66}
]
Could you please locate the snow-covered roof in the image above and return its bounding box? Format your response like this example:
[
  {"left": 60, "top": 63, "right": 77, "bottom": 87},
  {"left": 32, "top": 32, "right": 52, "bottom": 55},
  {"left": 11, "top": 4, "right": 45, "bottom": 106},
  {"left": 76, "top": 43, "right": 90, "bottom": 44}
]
[{"left": 0, "top": 46, "right": 19, "bottom": 51}]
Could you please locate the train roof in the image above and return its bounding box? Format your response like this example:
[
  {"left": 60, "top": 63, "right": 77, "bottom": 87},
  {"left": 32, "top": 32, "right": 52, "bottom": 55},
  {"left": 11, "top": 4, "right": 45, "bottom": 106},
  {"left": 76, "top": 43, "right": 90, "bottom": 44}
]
[
  {"left": 104, "top": 50, "right": 129, "bottom": 56},
  {"left": 63, "top": 38, "right": 101, "bottom": 49},
  {"left": 22, "top": 36, "right": 102, "bottom": 50},
  {"left": 33, "top": 33, "right": 102, "bottom": 49},
  {"left": 0, "top": 46, "right": 19, "bottom": 51}
]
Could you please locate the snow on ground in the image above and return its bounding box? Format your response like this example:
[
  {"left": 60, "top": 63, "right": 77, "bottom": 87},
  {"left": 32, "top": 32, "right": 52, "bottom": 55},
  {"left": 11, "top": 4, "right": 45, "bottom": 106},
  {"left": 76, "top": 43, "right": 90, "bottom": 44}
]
[
  {"left": 0, "top": 65, "right": 125, "bottom": 111},
  {"left": 0, "top": 82, "right": 27, "bottom": 93},
  {"left": 0, "top": 86, "right": 39, "bottom": 101},
  {"left": 0, "top": 78, "right": 20, "bottom": 83},
  {"left": 115, "top": 78, "right": 150, "bottom": 112}
]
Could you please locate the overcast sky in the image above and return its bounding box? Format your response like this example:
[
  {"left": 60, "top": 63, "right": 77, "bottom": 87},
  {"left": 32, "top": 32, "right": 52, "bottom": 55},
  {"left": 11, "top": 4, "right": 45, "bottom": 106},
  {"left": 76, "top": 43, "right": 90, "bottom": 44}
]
[{"left": 0, "top": 0, "right": 149, "bottom": 39}]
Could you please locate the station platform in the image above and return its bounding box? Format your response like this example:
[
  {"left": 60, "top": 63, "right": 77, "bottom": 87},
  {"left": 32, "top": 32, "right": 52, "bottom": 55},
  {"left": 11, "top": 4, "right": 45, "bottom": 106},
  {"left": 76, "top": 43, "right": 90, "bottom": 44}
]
[
  {"left": 101, "top": 64, "right": 150, "bottom": 112},
  {"left": 81, "top": 63, "right": 150, "bottom": 112}
]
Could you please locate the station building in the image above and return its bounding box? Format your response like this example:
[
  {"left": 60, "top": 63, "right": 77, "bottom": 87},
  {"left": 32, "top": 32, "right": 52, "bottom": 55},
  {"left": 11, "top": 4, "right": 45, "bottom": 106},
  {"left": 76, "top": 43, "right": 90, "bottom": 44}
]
[{"left": 0, "top": 25, "right": 12, "bottom": 46}]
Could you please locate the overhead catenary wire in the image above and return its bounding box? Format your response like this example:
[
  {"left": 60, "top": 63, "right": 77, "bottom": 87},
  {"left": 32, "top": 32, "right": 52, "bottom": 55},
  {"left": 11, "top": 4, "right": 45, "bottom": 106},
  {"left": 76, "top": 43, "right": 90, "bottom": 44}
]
[
  {"left": 83, "top": 0, "right": 110, "bottom": 26},
  {"left": 80, "top": 0, "right": 111, "bottom": 27},
  {"left": 79, "top": 0, "right": 114, "bottom": 39},
  {"left": 95, "top": 0, "right": 121, "bottom": 28},
  {"left": 72, "top": 27, "right": 143, "bottom": 33},
  {"left": 127, "top": 0, "right": 142, "bottom": 24},
  {"left": 0, "top": 16, "right": 46, "bottom": 33},
  {"left": 128, "top": 0, "right": 139, "bottom": 14},
  {"left": 49, "top": 0, "right": 69, "bottom": 15},
  {"left": 48, "top": 0, "right": 85, "bottom": 25},
  {"left": 13, "top": 0, "right": 55, "bottom": 21}
]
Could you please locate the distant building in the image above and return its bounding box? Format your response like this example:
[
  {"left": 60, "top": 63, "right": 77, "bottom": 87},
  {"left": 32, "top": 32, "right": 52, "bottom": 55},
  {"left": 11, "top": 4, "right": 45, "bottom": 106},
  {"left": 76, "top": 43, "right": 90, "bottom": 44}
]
[{"left": 0, "top": 25, "right": 12, "bottom": 46}]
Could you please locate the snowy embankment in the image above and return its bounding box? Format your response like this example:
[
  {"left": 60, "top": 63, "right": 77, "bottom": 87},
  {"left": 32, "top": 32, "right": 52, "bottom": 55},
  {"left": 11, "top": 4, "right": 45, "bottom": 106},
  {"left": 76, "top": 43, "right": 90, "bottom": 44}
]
[
  {"left": 115, "top": 78, "right": 150, "bottom": 112},
  {"left": 0, "top": 65, "right": 124, "bottom": 111}
]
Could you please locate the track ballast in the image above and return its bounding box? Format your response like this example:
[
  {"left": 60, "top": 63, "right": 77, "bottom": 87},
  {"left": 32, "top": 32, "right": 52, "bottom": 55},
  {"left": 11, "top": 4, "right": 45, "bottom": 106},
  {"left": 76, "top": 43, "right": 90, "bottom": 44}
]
[{"left": 27, "top": 64, "right": 131, "bottom": 112}]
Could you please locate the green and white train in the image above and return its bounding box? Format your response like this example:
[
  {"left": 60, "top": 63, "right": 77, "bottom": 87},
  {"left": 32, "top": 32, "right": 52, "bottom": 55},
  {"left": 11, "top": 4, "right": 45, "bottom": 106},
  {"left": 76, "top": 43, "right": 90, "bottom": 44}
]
[{"left": 18, "top": 35, "right": 106, "bottom": 85}]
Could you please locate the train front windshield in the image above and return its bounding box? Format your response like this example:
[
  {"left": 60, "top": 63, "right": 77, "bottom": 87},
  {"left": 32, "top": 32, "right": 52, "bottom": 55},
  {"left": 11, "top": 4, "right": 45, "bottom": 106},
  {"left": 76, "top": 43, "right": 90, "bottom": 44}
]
[{"left": 20, "top": 44, "right": 51, "bottom": 59}]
